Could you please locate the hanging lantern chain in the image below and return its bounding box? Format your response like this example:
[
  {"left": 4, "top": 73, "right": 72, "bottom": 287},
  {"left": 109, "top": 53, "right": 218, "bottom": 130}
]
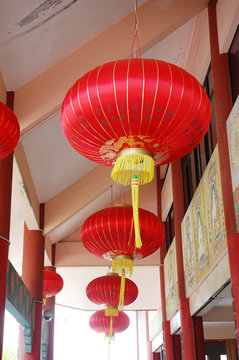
[
  {"left": 134, "top": 0, "right": 139, "bottom": 35},
  {"left": 130, "top": 0, "right": 142, "bottom": 58}
]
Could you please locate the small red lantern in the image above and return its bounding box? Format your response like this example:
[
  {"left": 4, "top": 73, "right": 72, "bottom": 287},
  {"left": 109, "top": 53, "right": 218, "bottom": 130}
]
[
  {"left": 81, "top": 205, "right": 164, "bottom": 276},
  {"left": 0, "top": 101, "right": 20, "bottom": 158},
  {"left": 89, "top": 309, "right": 130, "bottom": 338},
  {"left": 86, "top": 272, "right": 138, "bottom": 312},
  {"left": 61, "top": 58, "right": 211, "bottom": 247},
  {"left": 43, "top": 269, "right": 64, "bottom": 298}
]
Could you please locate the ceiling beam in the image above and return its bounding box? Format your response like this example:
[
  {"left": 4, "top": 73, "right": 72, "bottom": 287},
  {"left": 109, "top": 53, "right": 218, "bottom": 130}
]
[
  {"left": 45, "top": 171, "right": 157, "bottom": 242},
  {"left": 55, "top": 241, "right": 161, "bottom": 267},
  {"left": 203, "top": 306, "right": 234, "bottom": 322},
  {"left": 184, "top": 8, "right": 210, "bottom": 84},
  {"left": 44, "top": 165, "right": 114, "bottom": 235},
  {"left": 14, "top": 142, "right": 40, "bottom": 228},
  {"left": 54, "top": 177, "right": 157, "bottom": 243},
  {"left": 14, "top": 0, "right": 208, "bottom": 136}
]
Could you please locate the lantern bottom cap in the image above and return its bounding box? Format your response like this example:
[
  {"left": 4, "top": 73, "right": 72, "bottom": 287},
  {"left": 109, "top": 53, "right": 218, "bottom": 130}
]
[
  {"left": 105, "top": 306, "right": 119, "bottom": 317},
  {"left": 111, "top": 148, "right": 154, "bottom": 186},
  {"left": 112, "top": 255, "right": 133, "bottom": 276},
  {"left": 105, "top": 333, "right": 115, "bottom": 340}
]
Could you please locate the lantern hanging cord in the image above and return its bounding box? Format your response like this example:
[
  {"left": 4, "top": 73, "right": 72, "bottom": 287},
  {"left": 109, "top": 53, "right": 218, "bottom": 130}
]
[
  {"left": 130, "top": 0, "right": 142, "bottom": 58},
  {"left": 134, "top": 0, "right": 139, "bottom": 35}
]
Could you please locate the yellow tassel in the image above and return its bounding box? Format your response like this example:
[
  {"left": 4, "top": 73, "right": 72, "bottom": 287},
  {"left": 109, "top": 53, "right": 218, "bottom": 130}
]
[
  {"left": 118, "top": 270, "right": 126, "bottom": 311},
  {"left": 131, "top": 176, "right": 142, "bottom": 248},
  {"left": 111, "top": 151, "right": 154, "bottom": 186},
  {"left": 43, "top": 297, "right": 46, "bottom": 305},
  {"left": 105, "top": 306, "right": 119, "bottom": 317},
  {"left": 109, "top": 316, "right": 113, "bottom": 338},
  {"left": 112, "top": 256, "right": 133, "bottom": 277}
]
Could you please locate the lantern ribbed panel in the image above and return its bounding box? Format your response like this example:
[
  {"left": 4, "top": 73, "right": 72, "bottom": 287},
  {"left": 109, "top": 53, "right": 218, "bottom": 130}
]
[
  {"left": 89, "top": 310, "right": 130, "bottom": 333},
  {"left": 86, "top": 274, "right": 138, "bottom": 306},
  {"left": 0, "top": 102, "right": 20, "bottom": 158},
  {"left": 81, "top": 205, "right": 164, "bottom": 261},
  {"left": 43, "top": 269, "right": 64, "bottom": 298},
  {"left": 61, "top": 58, "right": 211, "bottom": 167}
]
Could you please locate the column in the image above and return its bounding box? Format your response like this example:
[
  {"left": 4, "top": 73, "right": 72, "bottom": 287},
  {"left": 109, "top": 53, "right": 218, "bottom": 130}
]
[
  {"left": 208, "top": 0, "right": 239, "bottom": 353},
  {"left": 145, "top": 311, "right": 153, "bottom": 360},
  {"left": 173, "top": 335, "right": 182, "bottom": 360},
  {"left": 19, "top": 223, "right": 45, "bottom": 360},
  {"left": 171, "top": 160, "right": 196, "bottom": 360},
  {"left": 225, "top": 339, "right": 237, "bottom": 360},
  {"left": 136, "top": 311, "right": 140, "bottom": 360},
  {"left": 45, "top": 266, "right": 56, "bottom": 360},
  {"left": 193, "top": 317, "right": 205, "bottom": 360},
  {"left": 157, "top": 169, "right": 174, "bottom": 360},
  {"left": 0, "top": 91, "right": 15, "bottom": 359},
  {"left": 0, "top": 153, "right": 13, "bottom": 360},
  {"left": 153, "top": 353, "right": 160, "bottom": 360}
]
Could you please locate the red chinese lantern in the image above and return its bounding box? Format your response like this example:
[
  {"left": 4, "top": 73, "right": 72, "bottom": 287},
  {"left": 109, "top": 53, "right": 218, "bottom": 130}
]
[
  {"left": 43, "top": 269, "right": 64, "bottom": 298},
  {"left": 86, "top": 272, "right": 138, "bottom": 312},
  {"left": 0, "top": 101, "right": 20, "bottom": 158},
  {"left": 61, "top": 59, "right": 211, "bottom": 247},
  {"left": 81, "top": 204, "right": 164, "bottom": 277},
  {"left": 89, "top": 309, "right": 130, "bottom": 338}
]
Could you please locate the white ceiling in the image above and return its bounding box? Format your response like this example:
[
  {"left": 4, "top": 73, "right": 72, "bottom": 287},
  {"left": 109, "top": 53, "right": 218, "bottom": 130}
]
[
  {"left": 48, "top": 183, "right": 129, "bottom": 243},
  {"left": 21, "top": 111, "right": 97, "bottom": 203},
  {"left": 143, "top": 16, "right": 196, "bottom": 67},
  {"left": 0, "top": 0, "right": 147, "bottom": 90}
]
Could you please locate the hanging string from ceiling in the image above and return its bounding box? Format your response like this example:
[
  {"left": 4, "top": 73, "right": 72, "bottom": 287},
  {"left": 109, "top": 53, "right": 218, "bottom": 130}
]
[{"left": 130, "top": 0, "right": 142, "bottom": 58}]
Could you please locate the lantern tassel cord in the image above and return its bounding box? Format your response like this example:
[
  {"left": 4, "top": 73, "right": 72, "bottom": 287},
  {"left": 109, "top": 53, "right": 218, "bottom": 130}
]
[
  {"left": 109, "top": 316, "right": 113, "bottom": 338},
  {"left": 118, "top": 270, "right": 126, "bottom": 311},
  {"left": 111, "top": 152, "right": 154, "bottom": 186},
  {"left": 131, "top": 176, "right": 142, "bottom": 248},
  {"left": 112, "top": 257, "right": 133, "bottom": 277},
  {"left": 108, "top": 339, "right": 111, "bottom": 360}
]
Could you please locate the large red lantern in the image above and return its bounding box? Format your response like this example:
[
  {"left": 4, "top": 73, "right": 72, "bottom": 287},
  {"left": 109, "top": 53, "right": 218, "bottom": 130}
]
[
  {"left": 89, "top": 309, "right": 130, "bottom": 338},
  {"left": 0, "top": 101, "right": 20, "bottom": 158},
  {"left": 81, "top": 204, "right": 164, "bottom": 276},
  {"left": 61, "top": 59, "right": 211, "bottom": 247},
  {"left": 86, "top": 272, "right": 138, "bottom": 312},
  {"left": 43, "top": 269, "right": 64, "bottom": 298},
  {"left": 61, "top": 59, "right": 211, "bottom": 170}
]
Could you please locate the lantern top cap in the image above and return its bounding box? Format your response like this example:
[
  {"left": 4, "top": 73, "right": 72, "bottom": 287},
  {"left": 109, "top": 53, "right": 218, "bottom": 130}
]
[
  {"left": 106, "top": 272, "right": 119, "bottom": 277},
  {"left": 116, "top": 147, "right": 154, "bottom": 159},
  {"left": 110, "top": 203, "right": 132, "bottom": 208}
]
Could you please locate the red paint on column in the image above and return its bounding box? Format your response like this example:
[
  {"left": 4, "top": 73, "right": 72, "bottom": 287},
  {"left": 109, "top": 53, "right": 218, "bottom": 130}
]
[
  {"left": 145, "top": 311, "right": 153, "bottom": 360},
  {"left": 171, "top": 160, "right": 196, "bottom": 360},
  {"left": 173, "top": 335, "right": 182, "bottom": 360},
  {"left": 0, "top": 153, "right": 13, "bottom": 359},
  {"left": 45, "top": 266, "right": 56, "bottom": 360},
  {"left": 19, "top": 223, "right": 45, "bottom": 360},
  {"left": 157, "top": 168, "right": 174, "bottom": 360},
  {"left": 193, "top": 317, "right": 205, "bottom": 360},
  {"left": 208, "top": 0, "right": 239, "bottom": 353},
  {"left": 136, "top": 311, "right": 140, "bottom": 360},
  {"left": 153, "top": 352, "right": 160, "bottom": 360}
]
